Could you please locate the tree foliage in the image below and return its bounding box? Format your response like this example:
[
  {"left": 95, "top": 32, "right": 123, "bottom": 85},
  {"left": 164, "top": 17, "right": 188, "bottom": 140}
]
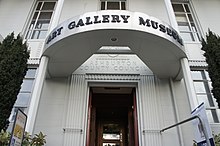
[
  {"left": 0, "top": 33, "right": 29, "bottom": 130},
  {"left": 202, "top": 30, "right": 220, "bottom": 108}
]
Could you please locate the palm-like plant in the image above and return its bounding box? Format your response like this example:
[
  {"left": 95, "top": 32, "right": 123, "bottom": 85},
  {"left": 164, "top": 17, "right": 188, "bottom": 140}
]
[
  {"left": 0, "top": 130, "right": 10, "bottom": 146},
  {"left": 31, "top": 132, "right": 46, "bottom": 146}
]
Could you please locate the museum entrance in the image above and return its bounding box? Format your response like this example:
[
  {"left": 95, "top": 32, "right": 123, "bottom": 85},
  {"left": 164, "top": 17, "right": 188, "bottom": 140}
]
[{"left": 86, "top": 87, "right": 139, "bottom": 146}]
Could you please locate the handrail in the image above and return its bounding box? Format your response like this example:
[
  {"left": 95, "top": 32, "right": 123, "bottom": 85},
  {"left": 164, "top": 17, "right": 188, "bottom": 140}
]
[{"left": 160, "top": 115, "right": 211, "bottom": 146}]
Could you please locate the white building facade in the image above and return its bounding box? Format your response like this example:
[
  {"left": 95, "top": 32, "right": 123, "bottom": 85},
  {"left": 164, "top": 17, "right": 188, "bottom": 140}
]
[{"left": 0, "top": 0, "right": 220, "bottom": 146}]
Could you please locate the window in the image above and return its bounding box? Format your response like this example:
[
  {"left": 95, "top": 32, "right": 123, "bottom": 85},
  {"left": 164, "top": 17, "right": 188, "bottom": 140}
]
[
  {"left": 191, "top": 70, "right": 220, "bottom": 123},
  {"left": 9, "top": 68, "right": 37, "bottom": 122},
  {"left": 101, "top": 0, "right": 126, "bottom": 10},
  {"left": 172, "top": 2, "right": 200, "bottom": 42},
  {"left": 25, "top": 1, "right": 57, "bottom": 39}
]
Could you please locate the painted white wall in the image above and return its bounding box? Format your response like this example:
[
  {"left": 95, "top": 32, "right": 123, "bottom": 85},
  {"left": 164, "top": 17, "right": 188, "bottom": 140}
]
[
  {"left": 192, "top": 0, "right": 220, "bottom": 36},
  {"left": 0, "top": 0, "right": 34, "bottom": 37},
  {"left": 59, "top": 0, "right": 99, "bottom": 23},
  {"left": 184, "top": 43, "right": 205, "bottom": 60},
  {"left": 156, "top": 78, "right": 180, "bottom": 146},
  {"left": 59, "top": 0, "right": 169, "bottom": 25},
  {"left": 62, "top": 74, "right": 88, "bottom": 146},
  {"left": 173, "top": 79, "right": 194, "bottom": 146},
  {"left": 34, "top": 74, "right": 193, "bottom": 146},
  {"left": 34, "top": 78, "right": 69, "bottom": 146},
  {"left": 137, "top": 76, "right": 193, "bottom": 146},
  {"left": 129, "top": 0, "right": 169, "bottom": 24}
]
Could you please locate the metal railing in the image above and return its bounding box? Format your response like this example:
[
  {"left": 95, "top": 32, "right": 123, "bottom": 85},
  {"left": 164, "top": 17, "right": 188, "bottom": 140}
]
[{"left": 160, "top": 115, "right": 211, "bottom": 146}]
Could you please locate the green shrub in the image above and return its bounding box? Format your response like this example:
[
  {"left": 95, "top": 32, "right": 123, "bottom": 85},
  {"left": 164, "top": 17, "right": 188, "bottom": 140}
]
[{"left": 0, "top": 130, "right": 46, "bottom": 146}]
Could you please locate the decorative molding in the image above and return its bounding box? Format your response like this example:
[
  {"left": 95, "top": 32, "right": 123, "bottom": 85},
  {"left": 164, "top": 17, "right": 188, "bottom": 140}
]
[
  {"left": 28, "top": 58, "right": 40, "bottom": 65},
  {"left": 85, "top": 74, "right": 141, "bottom": 80},
  {"left": 189, "top": 60, "right": 207, "bottom": 67}
]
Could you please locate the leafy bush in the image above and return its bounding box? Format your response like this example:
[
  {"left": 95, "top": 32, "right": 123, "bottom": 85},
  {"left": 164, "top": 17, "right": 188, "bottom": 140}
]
[
  {"left": 0, "top": 130, "right": 10, "bottom": 146},
  {"left": 0, "top": 130, "right": 46, "bottom": 146}
]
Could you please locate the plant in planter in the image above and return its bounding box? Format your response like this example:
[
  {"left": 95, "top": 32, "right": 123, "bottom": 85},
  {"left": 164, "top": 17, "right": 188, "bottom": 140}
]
[
  {"left": 0, "top": 129, "right": 10, "bottom": 146},
  {"left": 31, "top": 132, "right": 46, "bottom": 146},
  {"left": 0, "top": 129, "right": 46, "bottom": 146}
]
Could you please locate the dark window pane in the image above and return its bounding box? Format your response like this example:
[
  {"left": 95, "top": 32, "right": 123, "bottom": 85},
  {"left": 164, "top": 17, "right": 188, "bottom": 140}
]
[
  {"left": 172, "top": 4, "right": 184, "bottom": 12},
  {"left": 107, "top": 2, "right": 120, "bottom": 10},
  {"left": 42, "top": 2, "right": 56, "bottom": 10},
  {"left": 184, "top": 4, "right": 190, "bottom": 12},
  {"left": 101, "top": 2, "right": 105, "bottom": 10},
  {"left": 188, "top": 14, "right": 193, "bottom": 22},
  {"left": 207, "top": 93, "right": 215, "bottom": 107},
  {"left": 191, "top": 23, "right": 197, "bottom": 32},
  {"left": 39, "top": 12, "right": 53, "bottom": 19},
  {"left": 26, "top": 30, "right": 32, "bottom": 39},
  {"left": 36, "top": 2, "right": 42, "bottom": 10},
  {"left": 121, "top": 2, "right": 126, "bottom": 10},
  {"left": 33, "top": 12, "right": 39, "bottom": 20},
  {"left": 211, "top": 110, "right": 219, "bottom": 123},
  {"left": 31, "top": 30, "right": 40, "bottom": 39},
  {"left": 29, "top": 21, "right": 35, "bottom": 30}
]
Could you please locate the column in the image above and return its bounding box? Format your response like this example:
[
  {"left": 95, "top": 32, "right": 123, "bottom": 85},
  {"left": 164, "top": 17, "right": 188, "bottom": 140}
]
[
  {"left": 164, "top": 0, "right": 198, "bottom": 110},
  {"left": 49, "top": 0, "right": 65, "bottom": 31},
  {"left": 26, "top": 56, "right": 49, "bottom": 134},
  {"left": 164, "top": 0, "right": 179, "bottom": 30},
  {"left": 164, "top": 1, "right": 198, "bottom": 146},
  {"left": 180, "top": 58, "right": 198, "bottom": 109}
]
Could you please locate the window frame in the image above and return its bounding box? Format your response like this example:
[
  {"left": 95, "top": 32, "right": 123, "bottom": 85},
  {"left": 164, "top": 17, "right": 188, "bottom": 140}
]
[
  {"left": 172, "top": 2, "right": 201, "bottom": 42},
  {"left": 9, "top": 68, "right": 37, "bottom": 123},
  {"left": 25, "top": 0, "right": 57, "bottom": 40},
  {"left": 100, "top": 0, "right": 126, "bottom": 10},
  {"left": 191, "top": 69, "right": 220, "bottom": 123}
]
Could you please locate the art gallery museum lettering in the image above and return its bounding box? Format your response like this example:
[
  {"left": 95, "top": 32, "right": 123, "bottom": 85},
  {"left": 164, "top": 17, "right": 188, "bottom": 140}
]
[{"left": 0, "top": 0, "right": 220, "bottom": 146}]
